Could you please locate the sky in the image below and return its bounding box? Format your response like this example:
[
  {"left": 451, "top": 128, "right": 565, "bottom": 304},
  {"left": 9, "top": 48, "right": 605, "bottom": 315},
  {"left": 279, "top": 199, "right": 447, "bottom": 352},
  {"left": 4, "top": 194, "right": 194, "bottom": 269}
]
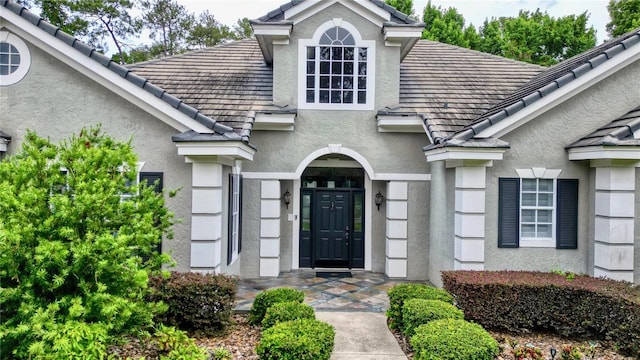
[{"left": 177, "top": 0, "right": 611, "bottom": 43}]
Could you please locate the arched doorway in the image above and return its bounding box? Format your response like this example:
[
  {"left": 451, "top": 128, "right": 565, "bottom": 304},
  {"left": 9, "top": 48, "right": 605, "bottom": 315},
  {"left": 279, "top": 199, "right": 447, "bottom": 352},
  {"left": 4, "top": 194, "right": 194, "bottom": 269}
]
[{"left": 299, "top": 156, "right": 365, "bottom": 269}]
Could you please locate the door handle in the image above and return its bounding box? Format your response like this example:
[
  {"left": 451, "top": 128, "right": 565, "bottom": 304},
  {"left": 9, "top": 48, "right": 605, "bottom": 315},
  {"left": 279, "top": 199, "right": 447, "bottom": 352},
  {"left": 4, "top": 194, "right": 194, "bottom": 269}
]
[{"left": 345, "top": 226, "right": 349, "bottom": 245}]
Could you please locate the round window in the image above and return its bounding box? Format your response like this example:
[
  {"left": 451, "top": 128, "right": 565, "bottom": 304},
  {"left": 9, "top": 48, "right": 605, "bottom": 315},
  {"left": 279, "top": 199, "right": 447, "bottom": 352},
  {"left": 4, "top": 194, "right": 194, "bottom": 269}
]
[{"left": 0, "top": 31, "right": 31, "bottom": 86}]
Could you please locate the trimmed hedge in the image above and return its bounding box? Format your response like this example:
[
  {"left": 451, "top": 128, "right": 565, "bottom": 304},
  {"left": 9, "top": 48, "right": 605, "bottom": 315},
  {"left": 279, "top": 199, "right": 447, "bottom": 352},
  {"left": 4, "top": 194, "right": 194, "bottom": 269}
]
[
  {"left": 402, "top": 299, "right": 464, "bottom": 338},
  {"left": 249, "top": 287, "right": 305, "bottom": 325},
  {"left": 256, "top": 319, "right": 335, "bottom": 360},
  {"left": 386, "top": 283, "right": 454, "bottom": 329},
  {"left": 410, "top": 319, "right": 499, "bottom": 360},
  {"left": 147, "top": 272, "right": 237, "bottom": 335},
  {"left": 262, "top": 301, "right": 315, "bottom": 329},
  {"left": 442, "top": 270, "right": 640, "bottom": 357}
]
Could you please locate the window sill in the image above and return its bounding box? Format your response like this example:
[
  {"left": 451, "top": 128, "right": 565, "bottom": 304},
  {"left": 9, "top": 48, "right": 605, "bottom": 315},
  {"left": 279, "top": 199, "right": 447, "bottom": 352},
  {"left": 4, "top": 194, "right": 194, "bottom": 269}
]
[{"left": 519, "top": 239, "right": 555, "bottom": 248}]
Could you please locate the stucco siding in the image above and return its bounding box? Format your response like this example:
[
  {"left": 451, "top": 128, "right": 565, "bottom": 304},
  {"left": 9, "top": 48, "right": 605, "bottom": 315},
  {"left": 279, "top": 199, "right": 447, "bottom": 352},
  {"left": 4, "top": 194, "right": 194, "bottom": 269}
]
[
  {"left": 272, "top": 2, "right": 400, "bottom": 109},
  {"left": 240, "top": 178, "right": 261, "bottom": 278},
  {"left": 485, "top": 59, "right": 640, "bottom": 276},
  {"left": 371, "top": 181, "right": 386, "bottom": 272},
  {"left": 1, "top": 37, "right": 193, "bottom": 272},
  {"left": 245, "top": 118, "right": 428, "bottom": 174},
  {"left": 407, "top": 181, "right": 429, "bottom": 280}
]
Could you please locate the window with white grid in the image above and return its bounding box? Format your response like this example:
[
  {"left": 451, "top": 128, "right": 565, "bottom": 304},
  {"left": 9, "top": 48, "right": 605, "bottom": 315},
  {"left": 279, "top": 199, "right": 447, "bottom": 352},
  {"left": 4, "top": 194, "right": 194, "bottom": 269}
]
[
  {"left": 298, "top": 20, "right": 375, "bottom": 110},
  {"left": 520, "top": 178, "right": 555, "bottom": 242},
  {"left": 0, "top": 31, "right": 31, "bottom": 86}
]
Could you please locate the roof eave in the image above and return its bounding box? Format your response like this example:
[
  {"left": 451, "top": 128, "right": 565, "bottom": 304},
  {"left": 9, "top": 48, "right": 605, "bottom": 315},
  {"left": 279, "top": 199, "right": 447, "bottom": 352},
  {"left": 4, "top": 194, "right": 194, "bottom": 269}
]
[{"left": 251, "top": 21, "right": 293, "bottom": 65}]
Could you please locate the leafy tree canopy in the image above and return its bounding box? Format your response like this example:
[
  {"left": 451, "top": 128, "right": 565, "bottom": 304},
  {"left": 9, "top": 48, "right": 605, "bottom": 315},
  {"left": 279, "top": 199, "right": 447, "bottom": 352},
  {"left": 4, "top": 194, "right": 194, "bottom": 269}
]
[
  {"left": 415, "top": 1, "right": 596, "bottom": 66},
  {"left": 386, "top": 0, "right": 415, "bottom": 17},
  {"left": 0, "top": 126, "right": 174, "bottom": 358},
  {"left": 606, "top": 0, "right": 640, "bottom": 37}
]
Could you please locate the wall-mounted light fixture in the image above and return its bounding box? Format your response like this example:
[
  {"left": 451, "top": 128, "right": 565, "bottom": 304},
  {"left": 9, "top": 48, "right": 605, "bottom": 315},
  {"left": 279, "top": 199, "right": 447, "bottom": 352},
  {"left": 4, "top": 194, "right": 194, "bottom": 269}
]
[
  {"left": 375, "top": 190, "right": 384, "bottom": 211},
  {"left": 283, "top": 189, "right": 291, "bottom": 209}
]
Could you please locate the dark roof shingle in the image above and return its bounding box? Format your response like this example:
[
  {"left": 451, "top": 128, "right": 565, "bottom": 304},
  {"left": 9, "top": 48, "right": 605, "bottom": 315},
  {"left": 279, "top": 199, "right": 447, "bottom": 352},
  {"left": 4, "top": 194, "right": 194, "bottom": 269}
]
[{"left": 567, "top": 106, "right": 640, "bottom": 148}]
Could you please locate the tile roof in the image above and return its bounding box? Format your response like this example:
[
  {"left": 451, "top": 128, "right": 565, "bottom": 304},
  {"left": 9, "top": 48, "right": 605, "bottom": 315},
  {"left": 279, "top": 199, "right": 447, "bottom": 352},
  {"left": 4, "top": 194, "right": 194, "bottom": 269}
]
[
  {"left": 130, "top": 39, "right": 543, "bottom": 142},
  {"left": 0, "top": 0, "right": 239, "bottom": 140},
  {"left": 129, "top": 39, "right": 274, "bottom": 141},
  {"left": 387, "top": 41, "right": 544, "bottom": 141},
  {"left": 131, "top": 39, "right": 544, "bottom": 142},
  {"left": 253, "top": 0, "right": 422, "bottom": 26},
  {"left": 567, "top": 106, "right": 640, "bottom": 148},
  {"left": 437, "top": 27, "right": 640, "bottom": 148}
]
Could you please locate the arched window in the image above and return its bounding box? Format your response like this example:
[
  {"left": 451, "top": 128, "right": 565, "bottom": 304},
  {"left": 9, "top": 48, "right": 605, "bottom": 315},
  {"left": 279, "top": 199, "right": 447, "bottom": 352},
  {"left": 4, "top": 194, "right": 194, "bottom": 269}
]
[
  {"left": 0, "top": 31, "right": 31, "bottom": 86},
  {"left": 299, "top": 20, "right": 374, "bottom": 110}
]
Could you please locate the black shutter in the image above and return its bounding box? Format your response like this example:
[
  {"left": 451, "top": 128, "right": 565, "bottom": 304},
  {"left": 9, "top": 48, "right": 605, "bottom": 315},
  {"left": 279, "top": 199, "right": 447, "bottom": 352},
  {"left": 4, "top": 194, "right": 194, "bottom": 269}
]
[
  {"left": 228, "top": 174, "right": 233, "bottom": 265},
  {"left": 498, "top": 178, "right": 520, "bottom": 248},
  {"left": 556, "top": 179, "right": 578, "bottom": 249},
  {"left": 139, "top": 172, "right": 163, "bottom": 256},
  {"left": 238, "top": 175, "right": 243, "bottom": 254},
  {"left": 139, "top": 172, "right": 163, "bottom": 194}
]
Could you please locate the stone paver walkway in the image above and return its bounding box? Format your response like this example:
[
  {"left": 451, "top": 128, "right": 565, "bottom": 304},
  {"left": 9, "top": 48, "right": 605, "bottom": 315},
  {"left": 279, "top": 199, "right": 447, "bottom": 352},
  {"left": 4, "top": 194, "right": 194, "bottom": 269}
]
[
  {"left": 236, "top": 270, "right": 403, "bottom": 312},
  {"left": 236, "top": 270, "right": 422, "bottom": 359}
]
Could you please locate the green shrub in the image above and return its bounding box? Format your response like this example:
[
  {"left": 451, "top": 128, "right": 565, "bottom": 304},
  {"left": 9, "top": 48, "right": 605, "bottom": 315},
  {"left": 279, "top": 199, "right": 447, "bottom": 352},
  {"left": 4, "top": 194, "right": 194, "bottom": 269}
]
[
  {"left": 23, "top": 320, "right": 111, "bottom": 359},
  {"left": 442, "top": 270, "right": 640, "bottom": 357},
  {"left": 153, "top": 324, "right": 208, "bottom": 360},
  {"left": 402, "top": 299, "right": 464, "bottom": 337},
  {"left": 386, "top": 283, "right": 454, "bottom": 329},
  {"left": 147, "top": 271, "right": 238, "bottom": 335},
  {"left": 211, "top": 347, "right": 233, "bottom": 360},
  {"left": 262, "top": 301, "right": 315, "bottom": 329},
  {"left": 0, "top": 127, "right": 173, "bottom": 358},
  {"left": 249, "top": 288, "right": 305, "bottom": 325},
  {"left": 410, "top": 318, "right": 499, "bottom": 360},
  {"left": 256, "top": 319, "right": 335, "bottom": 360}
]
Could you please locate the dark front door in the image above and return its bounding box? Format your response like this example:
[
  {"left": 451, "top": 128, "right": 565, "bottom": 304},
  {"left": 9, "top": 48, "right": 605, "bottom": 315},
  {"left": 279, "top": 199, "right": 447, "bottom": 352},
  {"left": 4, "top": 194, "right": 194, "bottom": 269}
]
[
  {"left": 314, "top": 191, "right": 350, "bottom": 268},
  {"left": 300, "top": 189, "right": 365, "bottom": 269}
]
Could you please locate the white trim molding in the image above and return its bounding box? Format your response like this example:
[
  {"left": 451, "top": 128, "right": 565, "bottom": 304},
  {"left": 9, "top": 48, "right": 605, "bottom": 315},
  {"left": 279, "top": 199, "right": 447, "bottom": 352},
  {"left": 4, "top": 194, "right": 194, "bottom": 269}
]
[
  {"left": 592, "top": 166, "right": 636, "bottom": 282},
  {"left": 0, "top": 30, "right": 31, "bottom": 86},
  {"left": 253, "top": 112, "right": 296, "bottom": 131},
  {"left": 377, "top": 114, "right": 425, "bottom": 133},
  {"left": 285, "top": 0, "right": 390, "bottom": 27},
  {"left": 189, "top": 162, "right": 224, "bottom": 273},
  {"left": 452, "top": 164, "right": 489, "bottom": 270},
  {"left": 568, "top": 146, "right": 640, "bottom": 161},
  {"left": 176, "top": 142, "right": 255, "bottom": 161},
  {"left": 1, "top": 10, "right": 215, "bottom": 134},
  {"left": 475, "top": 45, "right": 640, "bottom": 140},
  {"left": 385, "top": 181, "right": 408, "bottom": 278},
  {"left": 425, "top": 147, "right": 506, "bottom": 163},
  {"left": 297, "top": 19, "right": 376, "bottom": 111},
  {"left": 260, "top": 180, "right": 281, "bottom": 277}
]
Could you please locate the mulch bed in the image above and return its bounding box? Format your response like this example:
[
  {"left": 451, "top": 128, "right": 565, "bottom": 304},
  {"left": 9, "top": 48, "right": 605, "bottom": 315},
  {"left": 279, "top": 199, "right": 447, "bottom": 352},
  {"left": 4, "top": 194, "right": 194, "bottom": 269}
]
[{"left": 114, "top": 313, "right": 634, "bottom": 359}]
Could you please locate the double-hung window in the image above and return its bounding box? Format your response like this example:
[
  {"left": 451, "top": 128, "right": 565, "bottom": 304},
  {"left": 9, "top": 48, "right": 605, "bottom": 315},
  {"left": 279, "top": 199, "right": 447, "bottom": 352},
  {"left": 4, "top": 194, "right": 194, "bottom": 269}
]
[
  {"left": 498, "top": 176, "right": 578, "bottom": 249},
  {"left": 520, "top": 178, "right": 554, "bottom": 243},
  {"left": 299, "top": 20, "right": 375, "bottom": 110}
]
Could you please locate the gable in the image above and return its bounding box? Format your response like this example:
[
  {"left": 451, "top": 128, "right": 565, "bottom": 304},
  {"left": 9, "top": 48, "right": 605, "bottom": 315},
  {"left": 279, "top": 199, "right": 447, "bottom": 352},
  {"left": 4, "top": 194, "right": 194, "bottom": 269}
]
[
  {"left": 0, "top": 0, "right": 238, "bottom": 139},
  {"left": 429, "top": 28, "right": 640, "bottom": 152},
  {"left": 251, "top": 0, "right": 424, "bottom": 64}
]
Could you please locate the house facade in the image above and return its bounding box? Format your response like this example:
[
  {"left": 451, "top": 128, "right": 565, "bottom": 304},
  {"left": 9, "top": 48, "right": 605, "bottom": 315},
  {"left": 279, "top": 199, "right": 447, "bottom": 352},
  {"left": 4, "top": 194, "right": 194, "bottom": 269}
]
[{"left": 1, "top": 0, "right": 639, "bottom": 286}]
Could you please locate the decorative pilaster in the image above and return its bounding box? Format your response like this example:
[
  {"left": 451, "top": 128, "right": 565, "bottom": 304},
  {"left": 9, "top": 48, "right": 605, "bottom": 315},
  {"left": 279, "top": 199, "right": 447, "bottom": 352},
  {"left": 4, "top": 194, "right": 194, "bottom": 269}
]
[
  {"left": 190, "top": 162, "right": 223, "bottom": 273},
  {"left": 593, "top": 166, "right": 635, "bottom": 282},
  {"left": 385, "top": 181, "right": 408, "bottom": 278},
  {"left": 453, "top": 164, "right": 488, "bottom": 270},
  {"left": 260, "top": 180, "right": 281, "bottom": 277}
]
